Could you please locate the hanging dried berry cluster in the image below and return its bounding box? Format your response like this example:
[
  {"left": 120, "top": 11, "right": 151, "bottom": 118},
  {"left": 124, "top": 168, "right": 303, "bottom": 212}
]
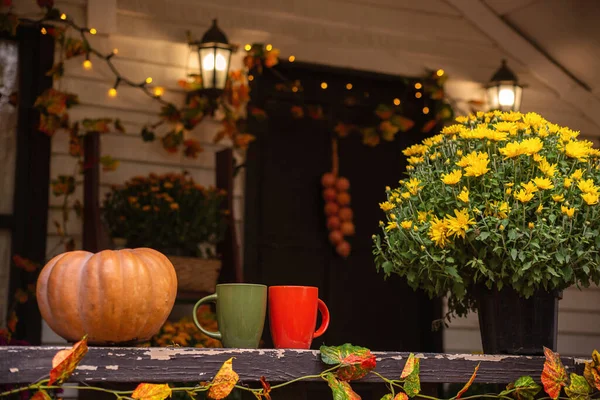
[{"left": 322, "top": 172, "right": 355, "bottom": 258}]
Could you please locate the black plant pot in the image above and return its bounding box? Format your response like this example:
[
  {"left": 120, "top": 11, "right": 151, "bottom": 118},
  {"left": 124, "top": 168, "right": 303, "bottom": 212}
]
[{"left": 475, "top": 285, "right": 559, "bottom": 355}]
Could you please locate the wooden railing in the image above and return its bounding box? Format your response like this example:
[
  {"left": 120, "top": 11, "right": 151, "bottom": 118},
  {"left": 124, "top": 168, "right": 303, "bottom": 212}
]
[{"left": 0, "top": 347, "right": 587, "bottom": 385}]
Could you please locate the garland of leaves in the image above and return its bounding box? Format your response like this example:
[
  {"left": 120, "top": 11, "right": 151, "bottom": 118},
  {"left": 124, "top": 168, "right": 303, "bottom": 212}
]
[{"left": 1, "top": 337, "right": 598, "bottom": 400}]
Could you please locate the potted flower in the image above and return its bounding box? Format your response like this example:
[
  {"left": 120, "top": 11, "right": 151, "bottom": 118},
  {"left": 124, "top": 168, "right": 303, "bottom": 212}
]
[
  {"left": 102, "top": 172, "right": 227, "bottom": 294},
  {"left": 373, "top": 111, "right": 600, "bottom": 355}
]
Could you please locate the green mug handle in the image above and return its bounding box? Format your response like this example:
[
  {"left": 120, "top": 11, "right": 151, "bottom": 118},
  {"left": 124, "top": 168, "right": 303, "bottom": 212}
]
[{"left": 193, "top": 294, "right": 222, "bottom": 340}]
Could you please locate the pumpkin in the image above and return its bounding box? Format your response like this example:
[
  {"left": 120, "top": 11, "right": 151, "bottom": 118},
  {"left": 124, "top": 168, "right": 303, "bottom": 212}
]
[{"left": 36, "top": 248, "right": 178, "bottom": 344}]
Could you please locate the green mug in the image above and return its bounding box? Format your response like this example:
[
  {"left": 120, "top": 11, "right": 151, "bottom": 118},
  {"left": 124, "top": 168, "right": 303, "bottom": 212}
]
[{"left": 193, "top": 283, "right": 267, "bottom": 348}]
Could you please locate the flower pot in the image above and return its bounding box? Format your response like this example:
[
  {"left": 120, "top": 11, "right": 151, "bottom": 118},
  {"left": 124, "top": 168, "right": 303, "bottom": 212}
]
[
  {"left": 167, "top": 255, "right": 221, "bottom": 294},
  {"left": 475, "top": 285, "right": 559, "bottom": 355}
]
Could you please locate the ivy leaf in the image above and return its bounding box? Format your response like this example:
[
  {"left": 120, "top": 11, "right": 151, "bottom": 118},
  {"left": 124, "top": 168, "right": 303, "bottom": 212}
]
[
  {"left": 361, "top": 127, "right": 380, "bottom": 147},
  {"left": 421, "top": 119, "right": 437, "bottom": 133},
  {"left": 390, "top": 115, "right": 415, "bottom": 132},
  {"left": 31, "top": 391, "right": 52, "bottom": 400},
  {"left": 403, "top": 357, "right": 420, "bottom": 397},
  {"left": 141, "top": 127, "right": 156, "bottom": 142},
  {"left": 541, "top": 346, "right": 567, "bottom": 400},
  {"left": 334, "top": 122, "right": 357, "bottom": 138},
  {"left": 233, "top": 133, "right": 255, "bottom": 150},
  {"left": 49, "top": 335, "right": 88, "bottom": 385},
  {"left": 160, "top": 103, "right": 181, "bottom": 122},
  {"left": 46, "top": 62, "right": 64, "bottom": 80},
  {"left": 114, "top": 119, "right": 125, "bottom": 133},
  {"left": 82, "top": 118, "right": 112, "bottom": 134},
  {"left": 291, "top": 105, "right": 304, "bottom": 119},
  {"left": 64, "top": 37, "right": 88, "bottom": 59},
  {"left": 503, "top": 376, "right": 541, "bottom": 400},
  {"left": 320, "top": 343, "right": 377, "bottom": 381},
  {"left": 380, "top": 395, "right": 392, "bottom": 400},
  {"left": 380, "top": 121, "right": 400, "bottom": 141},
  {"left": 583, "top": 350, "right": 600, "bottom": 390},
  {"left": 324, "top": 373, "right": 361, "bottom": 400},
  {"left": 14, "top": 288, "right": 28, "bottom": 304},
  {"left": 51, "top": 175, "right": 75, "bottom": 196},
  {"left": 183, "top": 139, "right": 203, "bottom": 159},
  {"left": 132, "top": 383, "right": 172, "bottom": 400},
  {"left": 13, "top": 255, "right": 40, "bottom": 273},
  {"left": 375, "top": 104, "right": 393, "bottom": 120},
  {"left": 260, "top": 376, "right": 272, "bottom": 400},
  {"left": 100, "top": 155, "right": 120, "bottom": 172},
  {"left": 161, "top": 130, "right": 184, "bottom": 153},
  {"left": 250, "top": 107, "right": 268, "bottom": 121},
  {"left": 38, "top": 114, "right": 62, "bottom": 136},
  {"left": 565, "top": 374, "right": 591, "bottom": 400},
  {"left": 456, "top": 363, "right": 479, "bottom": 399},
  {"left": 307, "top": 105, "right": 324, "bottom": 120},
  {"left": 207, "top": 357, "right": 239, "bottom": 400},
  {"left": 400, "top": 353, "right": 416, "bottom": 379},
  {"left": 394, "top": 393, "right": 408, "bottom": 400}
]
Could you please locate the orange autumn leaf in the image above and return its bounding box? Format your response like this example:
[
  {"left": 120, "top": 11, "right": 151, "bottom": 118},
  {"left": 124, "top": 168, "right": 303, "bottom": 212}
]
[
  {"left": 208, "top": 357, "right": 239, "bottom": 399},
  {"left": 584, "top": 350, "right": 600, "bottom": 390},
  {"left": 30, "top": 391, "right": 52, "bottom": 400},
  {"left": 132, "top": 383, "right": 172, "bottom": 400},
  {"left": 14, "top": 288, "right": 28, "bottom": 304},
  {"left": 400, "top": 353, "right": 416, "bottom": 379},
  {"left": 260, "top": 376, "right": 272, "bottom": 400},
  {"left": 13, "top": 254, "right": 39, "bottom": 273},
  {"left": 291, "top": 105, "right": 304, "bottom": 119},
  {"left": 456, "top": 363, "right": 479, "bottom": 399},
  {"left": 49, "top": 335, "right": 89, "bottom": 385},
  {"left": 394, "top": 393, "right": 409, "bottom": 400},
  {"left": 421, "top": 119, "right": 437, "bottom": 133},
  {"left": 541, "top": 347, "right": 567, "bottom": 400}
]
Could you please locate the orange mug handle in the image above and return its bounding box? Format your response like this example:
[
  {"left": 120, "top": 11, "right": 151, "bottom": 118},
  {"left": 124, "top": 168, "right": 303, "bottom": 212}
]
[{"left": 313, "top": 299, "right": 330, "bottom": 338}]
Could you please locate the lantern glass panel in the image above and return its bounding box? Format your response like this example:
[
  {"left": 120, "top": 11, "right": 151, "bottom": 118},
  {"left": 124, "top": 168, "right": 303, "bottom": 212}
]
[
  {"left": 214, "top": 47, "right": 231, "bottom": 89},
  {"left": 199, "top": 47, "right": 216, "bottom": 89}
]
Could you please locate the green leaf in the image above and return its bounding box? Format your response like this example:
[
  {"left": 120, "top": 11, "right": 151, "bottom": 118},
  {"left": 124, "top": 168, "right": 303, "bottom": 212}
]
[
  {"left": 565, "top": 374, "right": 591, "bottom": 400},
  {"left": 382, "top": 261, "right": 393, "bottom": 273},
  {"left": 324, "top": 373, "right": 361, "bottom": 400},
  {"left": 477, "top": 231, "right": 490, "bottom": 241},
  {"left": 507, "top": 376, "right": 542, "bottom": 400},
  {"left": 511, "top": 248, "right": 518, "bottom": 261},
  {"left": 99, "top": 155, "right": 120, "bottom": 172},
  {"left": 320, "top": 343, "right": 377, "bottom": 381},
  {"left": 508, "top": 229, "right": 518, "bottom": 240},
  {"left": 403, "top": 357, "right": 420, "bottom": 397}
]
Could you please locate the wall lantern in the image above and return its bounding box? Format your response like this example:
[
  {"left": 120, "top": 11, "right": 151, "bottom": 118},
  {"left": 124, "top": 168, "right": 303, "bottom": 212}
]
[
  {"left": 486, "top": 59, "right": 525, "bottom": 112},
  {"left": 189, "top": 19, "right": 234, "bottom": 99}
]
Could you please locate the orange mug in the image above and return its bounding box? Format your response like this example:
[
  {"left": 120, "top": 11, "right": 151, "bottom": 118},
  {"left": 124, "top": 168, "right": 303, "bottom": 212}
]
[{"left": 268, "top": 286, "right": 330, "bottom": 349}]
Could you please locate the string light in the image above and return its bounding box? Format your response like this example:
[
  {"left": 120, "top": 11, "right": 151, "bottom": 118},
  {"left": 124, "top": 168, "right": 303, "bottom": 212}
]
[
  {"left": 415, "top": 92, "right": 422, "bottom": 99},
  {"left": 248, "top": 75, "right": 254, "bottom": 81},
  {"left": 145, "top": 77, "right": 153, "bottom": 84},
  {"left": 265, "top": 44, "right": 273, "bottom": 51},
  {"left": 393, "top": 98, "right": 400, "bottom": 106},
  {"left": 346, "top": 83, "right": 353, "bottom": 90},
  {"left": 40, "top": 27, "right": 47, "bottom": 35},
  {"left": 108, "top": 88, "right": 117, "bottom": 97},
  {"left": 436, "top": 69, "right": 445, "bottom": 77},
  {"left": 244, "top": 44, "right": 251, "bottom": 51},
  {"left": 60, "top": 13, "right": 67, "bottom": 20},
  {"left": 82, "top": 58, "right": 92, "bottom": 70},
  {"left": 89, "top": 28, "right": 97, "bottom": 35},
  {"left": 288, "top": 55, "right": 295, "bottom": 62},
  {"left": 320, "top": 82, "right": 328, "bottom": 89},
  {"left": 112, "top": 48, "right": 119, "bottom": 55},
  {"left": 414, "top": 83, "right": 422, "bottom": 89},
  {"left": 423, "top": 107, "right": 430, "bottom": 114},
  {"left": 153, "top": 87, "right": 165, "bottom": 97}
]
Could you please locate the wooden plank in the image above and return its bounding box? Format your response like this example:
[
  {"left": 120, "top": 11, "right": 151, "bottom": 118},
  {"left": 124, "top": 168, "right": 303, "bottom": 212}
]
[{"left": 0, "top": 347, "right": 586, "bottom": 385}]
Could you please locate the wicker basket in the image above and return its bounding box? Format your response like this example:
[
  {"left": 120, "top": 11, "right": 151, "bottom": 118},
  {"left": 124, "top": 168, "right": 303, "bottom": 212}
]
[{"left": 166, "top": 256, "right": 222, "bottom": 294}]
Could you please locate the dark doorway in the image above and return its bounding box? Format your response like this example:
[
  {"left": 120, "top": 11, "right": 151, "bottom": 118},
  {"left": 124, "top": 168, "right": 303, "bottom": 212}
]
[{"left": 244, "top": 62, "right": 443, "bottom": 353}]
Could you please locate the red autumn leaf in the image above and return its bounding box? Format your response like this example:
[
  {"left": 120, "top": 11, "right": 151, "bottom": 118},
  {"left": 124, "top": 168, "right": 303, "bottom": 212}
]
[
  {"left": 390, "top": 115, "right": 415, "bottom": 132},
  {"left": 361, "top": 127, "right": 380, "bottom": 147},
  {"left": 335, "top": 123, "right": 357, "bottom": 138},
  {"left": 324, "top": 373, "right": 361, "bottom": 400},
  {"left": 13, "top": 255, "right": 39, "bottom": 273},
  {"left": 264, "top": 48, "right": 279, "bottom": 68},
  {"left": 307, "top": 105, "right": 324, "bottom": 120},
  {"left": 541, "top": 347, "right": 567, "bottom": 400},
  {"left": 183, "top": 139, "right": 203, "bottom": 159},
  {"left": 160, "top": 103, "right": 182, "bottom": 122},
  {"left": 49, "top": 335, "right": 88, "bottom": 385},
  {"left": 250, "top": 107, "right": 267, "bottom": 121},
  {"left": 260, "top": 376, "right": 272, "bottom": 400},
  {"left": 207, "top": 357, "right": 239, "bottom": 400},
  {"left": 456, "top": 363, "right": 479, "bottom": 399},
  {"left": 291, "top": 105, "right": 304, "bottom": 119},
  {"left": 14, "top": 288, "right": 28, "bottom": 304},
  {"left": 375, "top": 104, "right": 393, "bottom": 120},
  {"left": 30, "top": 391, "right": 52, "bottom": 400},
  {"left": 421, "top": 119, "right": 437, "bottom": 133},
  {"left": 161, "top": 130, "right": 183, "bottom": 153},
  {"left": 34, "top": 89, "right": 70, "bottom": 115},
  {"left": 100, "top": 155, "right": 120, "bottom": 172},
  {"left": 233, "top": 133, "right": 256, "bottom": 150},
  {"left": 82, "top": 118, "right": 112, "bottom": 134},
  {"left": 430, "top": 88, "right": 444, "bottom": 100},
  {"left": 39, "top": 114, "right": 62, "bottom": 136},
  {"left": 320, "top": 344, "right": 377, "bottom": 381},
  {"left": 51, "top": 175, "right": 75, "bottom": 196},
  {"left": 132, "top": 383, "right": 172, "bottom": 400},
  {"left": 584, "top": 350, "right": 600, "bottom": 390}
]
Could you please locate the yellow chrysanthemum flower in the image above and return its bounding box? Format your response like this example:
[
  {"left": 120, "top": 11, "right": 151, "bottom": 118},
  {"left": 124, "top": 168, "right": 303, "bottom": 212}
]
[
  {"left": 379, "top": 201, "right": 394, "bottom": 211},
  {"left": 521, "top": 181, "right": 539, "bottom": 194},
  {"left": 417, "top": 211, "right": 431, "bottom": 223},
  {"left": 536, "top": 204, "right": 543, "bottom": 214},
  {"left": 464, "top": 158, "right": 490, "bottom": 177},
  {"left": 564, "top": 178, "right": 573, "bottom": 188},
  {"left": 456, "top": 151, "right": 487, "bottom": 168},
  {"left": 522, "top": 112, "right": 546, "bottom": 129},
  {"left": 386, "top": 221, "right": 398, "bottom": 231},
  {"left": 400, "top": 220, "right": 413, "bottom": 229},
  {"left": 561, "top": 205, "right": 576, "bottom": 218},
  {"left": 422, "top": 134, "right": 444, "bottom": 147},
  {"left": 582, "top": 192, "right": 599, "bottom": 205},
  {"left": 390, "top": 214, "right": 397, "bottom": 220},
  {"left": 506, "top": 187, "right": 513, "bottom": 195},
  {"left": 401, "top": 192, "right": 411, "bottom": 199},
  {"left": 404, "top": 178, "right": 422, "bottom": 195},
  {"left": 494, "top": 121, "right": 518, "bottom": 136},
  {"left": 445, "top": 209, "right": 476, "bottom": 239},
  {"left": 428, "top": 216, "right": 450, "bottom": 248},
  {"left": 537, "top": 159, "right": 557, "bottom": 177},
  {"left": 486, "top": 129, "right": 509, "bottom": 142},
  {"left": 441, "top": 169, "right": 462, "bottom": 185},
  {"left": 457, "top": 188, "right": 469, "bottom": 203},
  {"left": 454, "top": 116, "right": 469, "bottom": 124},
  {"left": 552, "top": 194, "right": 565, "bottom": 202},
  {"left": 499, "top": 141, "right": 524, "bottom": 158},
  {"left": 403, "top": 144, "right": 429, "bottom": 157},
  {"left": 558, "top": 127, "right": 580, "bottom": 142},
  {"left": 501, "top": 111, "right": 523, "bottom": 122},
  {"left": 515, "top": 189, "right": 534, "bottom": 203},
  {"left": 533, "top": 177, "right": 554, "bottom": 190},
  {"left": 564, "top": 140, "right": 591, "bottom": 161},
  {"left": 571, "top": 169, "right": 585, "bottom": 181},
  {"left": 578, "top": 179, "right": 599, "bottom": 195},
  {"left": 528, "top": 222, "right": 535, "bottom": 229},
  {"left": 521, "top": 137, "right": 544, "bottom": 155},
  {"left": 407, "top": 156, "right": 425, "bottom": 165}
]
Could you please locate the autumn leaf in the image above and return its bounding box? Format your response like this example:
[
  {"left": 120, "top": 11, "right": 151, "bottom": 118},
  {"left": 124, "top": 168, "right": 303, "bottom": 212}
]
[
  {"left": 307, "top": 105, "right": 324, "bottom": 120},
  {"left": 7, "top": 311, "right": 17, "bottom": 332},
  {"left": 114, "top": 119, "right": 125, "bottom": 133},
  {"left": 501, "top": 376, "right": 541, "bottom": 400},
  {"left": 334, "top": 123, "right": 357, "bottom": 138},
  {"left": 375, "top": 104, "right": 393, "bottom": 120},
  {"left": 324, "top": 373, "right": 361, "bottom": 400},
  {"left": 565, "top": 374, "right": 591, "bottom": 400},
  {"left": 141, "top": 127, "right": 156, "bottom": 142},
  {"left": 260, "top": 376, "right": 272, "bottom": 400},
  {"left": 361, "top": 127, "right": 380, "bottom": 147},
  {"left": 64, "top": 37, "right": 88, "bottom": 59},
  {"left": 291, "top": 106, "right": 304, "bottom": 119},
  {"left": 13, "top": 255, "right": 40, "bottom": 273},
  {"left": 183, "top": 139, "right": 203, "bottom": 159},
  {"left": 584, "top": 350, "right": 600, "bottom": 390},
  {"left": 49, "top": 335, "right": 89, "bottom": 385},
  {"left": 160, "top": 103, "right": 181, "bottom": 122},
  {"left": 0, "top": 13, "right": 19, "bottom": 36},
  {"left": 400, "top": 353, "right": 416, "bottom": 379},
  {"left": 51, "top": 175, "right": 75, "bottom": 196},
  {"left": 100, "top": 155, "right": 120, "bottom": 172},
  {"left": 46, "top": 62, "right": 64, "bottom": 80},
  {"left": 456, "top": 364, "right": 479, "bottom": 399},
  {"left": 380, "top": 120, "right": 400, "bottom": 141},
  {"left": 541, "top": 346, "right": 567, "bottom": 400},
  {"left": 390, "top": 115, "right": 415, "bottom": 132},
  {"left": 233, "top": 133, "right": 255, "bottom": 150},
  {"left": 14, "top": 288, "right": 28, "bottom": 304},
  {"left": 30, "top": 391, "right": 52, "bottom": 400},
  {"left": 207, "top": 358, "right": 239, "bottom": 400},
  {"left": 403, "top": 357, "right": 420, "bottom": 397},
  {"left": 394, "top": 393, "right": 408, "bottom": 400},
  {"left": 380, "top": 395, "right": 392, "bottom": 400},
  {"left": 132, "top": 383, "right": 172, "bottom": 400},
  {"left": 64, "top": 237, "right": 75, "bottom": 252},
  {"left": 82, "top": 118, "right": 112, "bottom": 133},
  {"left": 320, "top": 343, "right": 377, "bottom": 381},
  {"left": 161, "top": 130, "right": 183, "bottom": 153},
  {"left": 39, "top": 113, "right": 62, "bottom": 136},
  {"left": 421, "top": 119, "right": 437, "bottom": 133},
  {"left": 250, "top": 107, "right": 267, "bottom": 121},
  {"left": 69, "top": 125, "right": 82, "bottom": 157}
]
